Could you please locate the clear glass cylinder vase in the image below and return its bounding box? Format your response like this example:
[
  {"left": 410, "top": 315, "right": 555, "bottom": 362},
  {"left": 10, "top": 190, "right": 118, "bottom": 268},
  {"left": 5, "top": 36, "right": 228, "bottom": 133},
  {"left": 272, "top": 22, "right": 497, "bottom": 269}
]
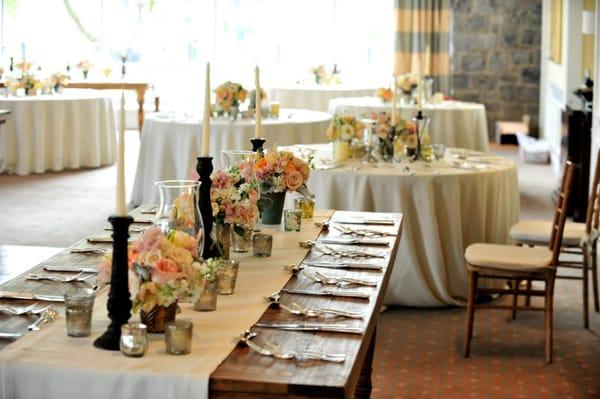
[{"left": 154, "top": 180, "right": 205, "bottom": 257}]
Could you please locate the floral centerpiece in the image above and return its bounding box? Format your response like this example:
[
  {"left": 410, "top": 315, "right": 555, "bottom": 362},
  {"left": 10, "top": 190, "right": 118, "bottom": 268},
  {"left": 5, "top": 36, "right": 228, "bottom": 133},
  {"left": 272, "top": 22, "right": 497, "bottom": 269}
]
[
  {"left": 254, "top": 149, "right": 310, "bottom": 224},
  {"left": 310, "top": 64, "right": 328, "bottom": 85},
  {"left": 211, "top": 159, "right": 260, "bottom": 253},
  {"left": 15, "top": 61, "right": 32, "bottom": 75},
  {"left": 397, "top": 74, "right": 419, "bottom": 103},
  {"left": 248, "top": 88, "right": 267, "bottom": 110},
  {"left": 99, "top": 227, "right": 204, "bottom": 332},
  {"left": 326, "top": 114, "right": 364, "bottom": 162},
  {"left": 51, "top": 72, "right": 69, "bottom": 92},
  {"left": 214, "top": 81, "right": 247, "bottom": 117},
  {"left": 369, "top": 111, "right": 416, "bottom": 162},
  {"left": 77, "top": 60, "right": 93, "bottom": 79},
  {"left": 375, "top": 87, "right": 393, "bottom": 103},
  {"left": 7, "top": 74, "right": 41, "bottom": 96}
]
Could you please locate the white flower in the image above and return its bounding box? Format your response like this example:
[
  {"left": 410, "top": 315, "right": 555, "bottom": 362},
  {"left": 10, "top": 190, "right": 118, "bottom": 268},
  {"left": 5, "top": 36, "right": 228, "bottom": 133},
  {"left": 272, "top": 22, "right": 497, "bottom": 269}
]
[{"left": 340, "top": 124, "right": 355, "bottom": 141}]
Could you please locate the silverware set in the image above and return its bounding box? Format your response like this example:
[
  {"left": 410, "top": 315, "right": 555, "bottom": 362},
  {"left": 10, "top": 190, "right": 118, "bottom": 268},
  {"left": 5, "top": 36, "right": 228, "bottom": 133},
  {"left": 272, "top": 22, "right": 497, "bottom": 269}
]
[
  {"left": 287, "top": 262, "right": 383, "bottom": 272},
  {"left": 69, "top": 247, "right": 108, "bottom": 255},
  {"left": 266, "top": 293, "right": 364, "bottom": 319},
  {"left": 333, "top": 224, "right": 395, "bottom": 237},
  {"left": 302, "top": 270, "right": 377, "bottom": 287},
  {"left": 104, "top": 226, "right": 146, "bottom": 233},
  {"left": 26, "top": 271, "right": 97, "bottom": 288},
  {"left": 0, "top": 303, "right": 52, "bottom": 316},
  {"left": 280, "top": 288, "right": 370, "bottom": 300},
  {"left": 299, "top": 241, "right": 386, "bottom": 259},
  {"left": 0, "top": 305, "right": 58, "bottom": 339},
  {"left": 237, "top": 331, "right": 347, "bottom": 362}
]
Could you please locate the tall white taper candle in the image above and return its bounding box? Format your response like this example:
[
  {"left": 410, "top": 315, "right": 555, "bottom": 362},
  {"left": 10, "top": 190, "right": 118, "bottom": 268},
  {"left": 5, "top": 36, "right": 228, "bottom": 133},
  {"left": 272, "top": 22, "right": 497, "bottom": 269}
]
[
  {"left": 391, "top": 75, "right": 397, "bottom": 127},
  {"left": 116, "top": 90, "right": 126, "bottom": 216},
  {"left": 254, "top": 66, "right": 261, "bottom": 139},
  {"left": 201, "top": 63, "right": 211, "bottom": 157}
]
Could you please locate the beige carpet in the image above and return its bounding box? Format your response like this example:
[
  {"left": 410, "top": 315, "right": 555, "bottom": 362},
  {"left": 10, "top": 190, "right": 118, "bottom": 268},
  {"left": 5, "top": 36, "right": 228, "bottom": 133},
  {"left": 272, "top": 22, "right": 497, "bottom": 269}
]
[{"left": 0, "top": 141, "right": 553, "bottom": 247}]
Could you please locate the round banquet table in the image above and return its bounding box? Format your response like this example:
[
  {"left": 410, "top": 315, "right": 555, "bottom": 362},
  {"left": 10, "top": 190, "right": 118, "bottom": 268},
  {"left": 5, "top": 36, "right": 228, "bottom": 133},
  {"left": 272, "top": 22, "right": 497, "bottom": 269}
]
[
  {"left": 0, "top": 91, "right": 116, "bottom": 175},
  {"left": 327, "top": 97, "right": 489, "bottom": 152},
  {"left": 285, "top": 144, "right": 519, "bottom": 306},
  {"left": 267, "top": 85, "right": 376, "bottom": 112},
  {"left": 131, "top": 109, "right": 331, "bottom": 206}
]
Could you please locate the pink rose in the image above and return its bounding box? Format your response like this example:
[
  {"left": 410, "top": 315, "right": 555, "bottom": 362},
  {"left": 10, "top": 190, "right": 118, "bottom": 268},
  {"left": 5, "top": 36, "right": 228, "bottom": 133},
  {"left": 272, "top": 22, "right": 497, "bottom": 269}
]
[
  {"left": 248, "top": 189, "right": 259, "bottom": 203},
  {"left": 152, "top": 258, "right": 181, "bottom": 284},
  {"left": 285, "top": 170, "right": 304, "bottom": 191},
  {"left": 139, "top": 227, "right": 164, "bottom": 252}
]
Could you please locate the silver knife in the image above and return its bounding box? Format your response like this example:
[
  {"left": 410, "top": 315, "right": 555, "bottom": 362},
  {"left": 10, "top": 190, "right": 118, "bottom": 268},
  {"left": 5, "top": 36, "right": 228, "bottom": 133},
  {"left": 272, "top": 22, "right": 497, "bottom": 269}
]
[
  {"left": 0, "top": 332, "right": 23, "bottom": 339},
  {"left": 0, "top": 291, "right": 65, "bottom": 302},
  {"left": 69, "top": 248, "right": 108, "bottom": 255},
  {"left": 86, "top": 236, "right": 113, "bottom": 243},
  {"left": 303, "top": 261, "right": 383, "bottom": 271},
  {"left": 281, "top": 288, "right": 370, "bottom": 299},
  {"left": 317, "top": 237, "right": 389, "bottom": 246},
  {"left": 43, "top": 265, "right": 98, "bottom": 274},
  {"left": 334, "top": 218, "right": 395, "bottom": 225},
  {"left": 255, "top": 322, "right": 364, "bottom": 335},
  {"left": 133, "top": 218, "right": 154, "bottom": 224}
]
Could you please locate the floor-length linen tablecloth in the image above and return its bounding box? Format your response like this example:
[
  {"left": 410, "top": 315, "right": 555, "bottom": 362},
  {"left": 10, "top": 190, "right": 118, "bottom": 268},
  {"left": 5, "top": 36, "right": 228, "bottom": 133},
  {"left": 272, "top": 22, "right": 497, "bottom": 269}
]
[
  {"left": 0, "top": 91, "right": 116, "bottom": 175},
  {"left": 327, "top": 97, "right": 489, "bottom": 152},
  {"left": 267, "top": 85, "right": 376, "bottom": 112},
  {"left": 0, "top": 210, "right": 332, "bottom": 399},
  {"left": 130, "top": 109, "right": 331, "bottom": 205},
  {"left": 285, "top": 145, "right": 518, "bottom": 306}
]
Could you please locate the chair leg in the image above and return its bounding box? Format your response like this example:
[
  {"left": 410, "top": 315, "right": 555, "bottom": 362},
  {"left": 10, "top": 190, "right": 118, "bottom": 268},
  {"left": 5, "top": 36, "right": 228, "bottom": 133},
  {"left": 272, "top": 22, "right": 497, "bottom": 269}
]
[
  {"left": 464, "top": 270, "right": 478, "bottom": 358},
  {"left": 511, "top": 279, "right": 519, "bottom": 320},
  {"left": 545, "top": 270, "right": 556, "bottom": 364},
  {"left": 583, "top": 243, "right": 590, "bottom": 329},
  {"left": 525, "top": 279, "right": 532, "bottom": 307},
  {"left": 592, "top": 243, "right": 599, "bottom": 313}
]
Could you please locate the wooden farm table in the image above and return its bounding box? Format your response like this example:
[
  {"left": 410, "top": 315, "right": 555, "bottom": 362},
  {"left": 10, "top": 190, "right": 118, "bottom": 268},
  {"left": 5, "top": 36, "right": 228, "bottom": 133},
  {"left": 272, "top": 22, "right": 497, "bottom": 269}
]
[
  {"left": 0, "top": 209, "right": 403, "bottom": 399},
  {"left": 66, "top": 81, "right": 150, "bottom": 130}
]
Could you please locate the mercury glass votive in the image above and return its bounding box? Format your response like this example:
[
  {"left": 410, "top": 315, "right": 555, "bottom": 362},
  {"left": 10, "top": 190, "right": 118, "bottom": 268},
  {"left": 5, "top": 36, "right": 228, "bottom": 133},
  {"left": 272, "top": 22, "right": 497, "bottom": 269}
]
[
  {"left": 120, "top": 322, "right": 148, "bottom": 357},
  {"left": 284, "top": 209, "right": 302, "bottom": 232},
  {"left": 194, "top": 277, "right": 218, "bottom": 311},
  {"left": 165, "top": 320, "right": 193, "bottom": 355},
  {"left": 294, "top": 197, "right": 315, "bottom": 219},
  {"left": 217, "top": 259, "right": 240, "bottom": 295},
  {"left": 253, "top": 233, "right": 273, "bottom": 257},
  {"left": 64, "top": 288, "right": 95, "bottom": 337}
]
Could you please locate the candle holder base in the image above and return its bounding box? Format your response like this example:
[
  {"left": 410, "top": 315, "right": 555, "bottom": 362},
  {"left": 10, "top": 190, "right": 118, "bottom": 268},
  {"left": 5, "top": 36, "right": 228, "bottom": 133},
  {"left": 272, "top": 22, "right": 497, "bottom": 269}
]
[
  {"left": 251, "top": 138, "right": 266, "bottom": 153},
  {"left": 94, "top": 215, "right": 133, "bottom": 351},
  {"left": 196, "top": 156, "right": 216, "bottom": 258}
]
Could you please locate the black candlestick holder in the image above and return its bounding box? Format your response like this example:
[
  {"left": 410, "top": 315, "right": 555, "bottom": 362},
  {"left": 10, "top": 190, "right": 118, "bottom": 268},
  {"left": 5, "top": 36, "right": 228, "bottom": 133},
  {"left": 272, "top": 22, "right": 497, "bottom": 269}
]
[
  {"left": 196, "top": 156, "right": 216, "bottom": 259},
  {"left": 250, "top": 138, "right": 266, "bottom": 153},
  {"left": 93, "top": 215, "right": 133, "bottom": 351},
  {"left": 410, "top": 110, "right": 430, "bottom": 162}
]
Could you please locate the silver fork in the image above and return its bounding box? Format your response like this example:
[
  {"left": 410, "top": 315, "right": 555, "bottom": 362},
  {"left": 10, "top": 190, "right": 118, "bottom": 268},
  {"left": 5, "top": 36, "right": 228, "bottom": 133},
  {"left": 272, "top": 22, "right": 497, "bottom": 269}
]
[
  {"left": 263, "top": 340, "right": 346, "bottom": 363},
  {"left": 290, "top": 302, "right": 364, "bottom": 319},
  {"left": 27, "top": 308, "right": 59, "bottom": 331},
  {"left": 0, "top": 303, "right": 37, "bottom": 316},
  {"left": 313, "top": 270, "right": 378, "bottom": 287}
]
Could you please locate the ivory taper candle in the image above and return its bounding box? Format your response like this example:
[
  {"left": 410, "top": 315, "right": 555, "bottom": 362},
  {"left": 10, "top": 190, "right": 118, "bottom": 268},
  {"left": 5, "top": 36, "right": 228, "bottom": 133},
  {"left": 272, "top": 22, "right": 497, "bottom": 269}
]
[
  {"left": 201, "top": 62, "right": 211, "bottom": 157},
  {"left": 116, "top": 90, "right": 126, "bottom": 216},
  {"left": 254, "top": 66, "right": 262, "bottom": 139},
  {"left": 391, "top": 75, "right": 397, "bottom": 127}
]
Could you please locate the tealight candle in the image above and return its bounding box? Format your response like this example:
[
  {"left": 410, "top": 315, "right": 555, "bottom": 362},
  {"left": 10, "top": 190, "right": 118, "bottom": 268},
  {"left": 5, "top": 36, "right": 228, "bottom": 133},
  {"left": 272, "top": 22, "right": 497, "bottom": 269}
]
[
  {"left": 120, "top": 322, "right": 148, "bottom": 357},
  {"left": 165, "top": 320, "right": 193, "bottom": 355},
  {"left": 253, "top": 233, "right": 273, "bottom": 257},
  {"left": 217, "top": 259, "right": 240, "bottom": 295},
  {"left": 294, "top": 197, "right": 315, "bottom": 218},
  {"left": 284, "top": 209, "right": 302, "bottom": 232}
]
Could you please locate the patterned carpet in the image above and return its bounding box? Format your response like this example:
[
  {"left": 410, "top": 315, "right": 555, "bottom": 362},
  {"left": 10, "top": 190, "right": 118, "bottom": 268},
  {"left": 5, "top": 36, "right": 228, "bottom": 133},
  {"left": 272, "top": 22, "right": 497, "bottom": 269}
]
[{"left": 373, "top": 278, "right": 600, "bottom": 398}]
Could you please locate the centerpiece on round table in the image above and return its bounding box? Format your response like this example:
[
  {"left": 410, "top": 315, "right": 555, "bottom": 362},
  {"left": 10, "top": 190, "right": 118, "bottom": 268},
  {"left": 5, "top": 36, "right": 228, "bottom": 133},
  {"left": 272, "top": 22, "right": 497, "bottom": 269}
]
[
  {"left": 99, "top": 227, "right": 204, "bottom": 333},
  {"left": 326, "top": 114, "right": 364, "bottom": 163},
  {"left": 370, "top": 111, "right": 416, "bottom": 162},
  {"left": 375, "top": 87, "right": 393, "bottom": 103},
  {"left": 254, "top": 149, "right": 310, "bottom": 225},
  {"left": 211, "top": 158, "right": 260, "bottom": 255},
  {"left": 214, "top": 81, "right": 247, "bottom": 120}
]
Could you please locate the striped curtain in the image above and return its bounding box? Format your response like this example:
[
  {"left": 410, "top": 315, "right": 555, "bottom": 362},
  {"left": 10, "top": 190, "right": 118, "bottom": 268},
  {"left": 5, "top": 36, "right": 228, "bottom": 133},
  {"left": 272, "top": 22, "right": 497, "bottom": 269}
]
[{"left": 394, "top": 0, "right": 452, "bottom": 94}]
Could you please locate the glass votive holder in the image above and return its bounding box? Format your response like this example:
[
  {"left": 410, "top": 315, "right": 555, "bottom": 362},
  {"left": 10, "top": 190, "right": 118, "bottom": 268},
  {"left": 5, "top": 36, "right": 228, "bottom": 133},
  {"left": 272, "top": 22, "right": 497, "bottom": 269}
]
[
  {"left": 194, "top": 277, "right": 218, "bottom": 311},
  {"left": 294, "top": 197, "right": 315, "bottom": 219},
  {"left": 217, "top": 259, "right": 240, "bottom": 295},
  {"left": 120, "top": 322, "right": 148, "bottom": 357},
  {"left": 269, "top": 101, "right": 280, "bottom": 118},
  {"left": 283, "top": 209, "right": 302, "bottom": 232},
  {"left": 165, "top": 320, "right": 193, "bottom": 355},
  {"left": 253, "top": 233, "right": 273, "bottom": 257},
  {"left": 432, "top": 144, "right": 446, "bottom": 160},
  {"left": 64, "top": 288, "right": 95, "bottom": 337}
]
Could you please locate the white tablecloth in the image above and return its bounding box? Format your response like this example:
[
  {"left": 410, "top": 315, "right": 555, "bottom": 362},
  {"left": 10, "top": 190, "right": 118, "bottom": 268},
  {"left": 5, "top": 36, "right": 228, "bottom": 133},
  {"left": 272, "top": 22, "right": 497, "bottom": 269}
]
[
  {"left": 328, "top": 97, "right": 490, "bottom": 152},
  {"left": 267, "top": 85, "right": 376, "bottom": 112},
  {"left": 131, "top": 109, "right": 331, "bottom": 205},
  {"left": 285, "top": 144, "right": 519, "bottom": 306},
  {"left": 0, "top": 91, "right": 116, "bottom": 175}
]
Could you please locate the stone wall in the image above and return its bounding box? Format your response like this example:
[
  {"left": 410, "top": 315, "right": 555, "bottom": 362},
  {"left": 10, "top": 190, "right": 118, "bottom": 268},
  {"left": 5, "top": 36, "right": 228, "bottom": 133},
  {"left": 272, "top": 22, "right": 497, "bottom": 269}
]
[{"left": 452, "top": 0, "right": 542, "bottom": 138}]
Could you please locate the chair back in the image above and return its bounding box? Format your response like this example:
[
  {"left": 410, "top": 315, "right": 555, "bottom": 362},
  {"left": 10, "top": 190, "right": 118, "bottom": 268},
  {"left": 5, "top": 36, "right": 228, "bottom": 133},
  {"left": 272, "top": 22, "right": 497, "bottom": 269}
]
[
  {"left": 549, "top": 161, "right": 576, "bottom": 265},
  {"left": 586, "top": 149, "right": 600, "bottom": 234}
]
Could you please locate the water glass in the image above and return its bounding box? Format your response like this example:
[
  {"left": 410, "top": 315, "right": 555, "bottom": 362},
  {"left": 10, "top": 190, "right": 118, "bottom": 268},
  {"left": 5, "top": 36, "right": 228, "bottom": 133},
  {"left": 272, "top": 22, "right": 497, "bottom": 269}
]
[
  {"left": 269, "top": 101, "right": 280, "bottom": 118},
  {"left": 294, "top": 197, "right": 315, "bottom": 218},
  {"left": 217, "top": 259, "right": 240, "bottom": 295},
  {"left": 253, "top": 233, "right": 273, "bottom": 257},
  {"left": 165, "top": 320, "right": 193, "bottom": 355},
  {"left": 432, "top": 144, "right": 446, "bottom": 160},
  {"left": 284, "top": 209, "right": 302, "bottom": 232},
  {"left": 64, "top": 288, "right": 95, "bottom": 337},
  {"left": 120, "top": 322, "right": 148, "bottom": 357}
]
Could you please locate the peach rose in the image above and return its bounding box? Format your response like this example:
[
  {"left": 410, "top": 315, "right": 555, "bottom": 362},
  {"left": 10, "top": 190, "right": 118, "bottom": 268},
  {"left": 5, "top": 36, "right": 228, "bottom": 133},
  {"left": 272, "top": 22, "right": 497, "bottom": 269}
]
[
  {"left": 152, "top": 258, "right": 181, "bottom": 284},
  {"left": 285, "top": 170, "right": 304, "bottom": 191}
]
